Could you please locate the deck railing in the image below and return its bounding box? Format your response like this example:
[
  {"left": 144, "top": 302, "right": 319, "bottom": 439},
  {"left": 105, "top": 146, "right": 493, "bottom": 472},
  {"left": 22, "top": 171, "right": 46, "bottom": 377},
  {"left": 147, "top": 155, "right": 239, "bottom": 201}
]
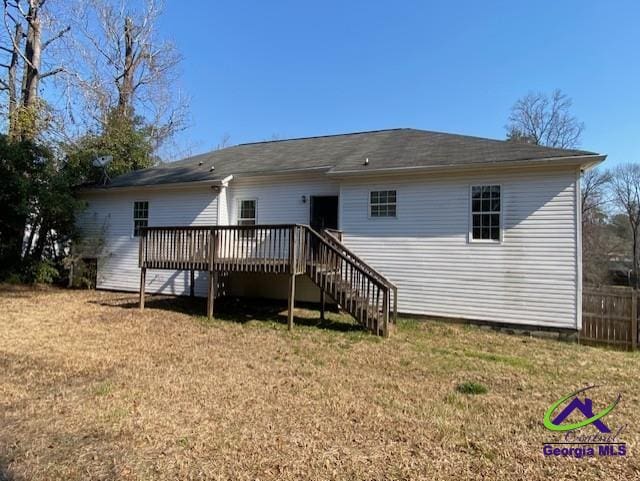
[
  {"left": 139, "top": 225, "right": 308, "bottom": 274},
  {"left": 138, "top": 224, "right": 396, "bottom": 335},
  {"left": 308, "top": 228, "right": 392, "bottom": 335}
]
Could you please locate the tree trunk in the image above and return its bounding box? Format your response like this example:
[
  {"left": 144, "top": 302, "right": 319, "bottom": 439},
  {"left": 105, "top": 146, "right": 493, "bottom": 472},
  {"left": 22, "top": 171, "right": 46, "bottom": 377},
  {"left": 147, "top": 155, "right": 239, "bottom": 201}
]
[
  {"left": 19, "top": 0, "right": 43, "bottom": 140},
  {"left": 2, "top": 219, "right": 27, "bottom": 271},
  {"left": 117, "top": 16, "right": 135, "bottom": 119},
  {"left": 7, "top": 22, "right": 23, "bottom": 139},
  {"left": 22, "top": 216, "right": 40, "bottom": 260},
  {"left": 31, "top": 220, "right": 49, "bottom": 262},
  {"left": 634, "top": 229, "right": 639, "bottom": 289}
]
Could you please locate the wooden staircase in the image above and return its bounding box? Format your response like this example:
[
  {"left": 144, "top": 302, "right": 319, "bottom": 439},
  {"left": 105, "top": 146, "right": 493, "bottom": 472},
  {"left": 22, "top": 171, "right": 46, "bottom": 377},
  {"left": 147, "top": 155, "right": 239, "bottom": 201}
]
[
  {"left": 138, "top": 224, "right": 397, "bottom": 336},
  {"left": 303, "top": 227, "right": 398, "bottom": 336}
]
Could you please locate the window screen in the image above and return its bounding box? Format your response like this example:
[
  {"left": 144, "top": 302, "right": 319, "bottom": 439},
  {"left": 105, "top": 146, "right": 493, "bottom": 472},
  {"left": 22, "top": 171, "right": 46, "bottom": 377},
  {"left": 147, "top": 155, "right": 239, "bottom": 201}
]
[
  {"left": 471, "top": 185, "right": 500, "bottom": 241},
  {"left": 370, "top": 190, "right": 397, "bottom": 217},
  {"left": 133, "top": 201, "right": 148, "bottom": 237}
]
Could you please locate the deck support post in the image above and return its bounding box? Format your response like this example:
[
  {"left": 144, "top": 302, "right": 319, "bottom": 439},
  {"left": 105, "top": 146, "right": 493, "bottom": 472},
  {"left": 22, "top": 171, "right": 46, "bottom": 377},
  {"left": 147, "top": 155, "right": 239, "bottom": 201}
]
[
  {"left": 207, "top": 271, "right": 217, "bottom": 320},
  {"left": 190, "top": 270, "right": 195, "bottom": 297},
  {"left": 206, "top": 228, "right": 217, "bottom": 320},
  {"left": 139, "top": 267, "right": 146, "bottom": 311},
  {"left": 382, "top": 288, "right": 389, "bottom": 338},
  {"left": 288, "top": 273, "right": 296, "bottom": 330},
  {"left": 319, "top": 289, "right": 325, "bottom": 321},
  {"left": 288, "top": 225, "right": 297, "bottom": 330}
]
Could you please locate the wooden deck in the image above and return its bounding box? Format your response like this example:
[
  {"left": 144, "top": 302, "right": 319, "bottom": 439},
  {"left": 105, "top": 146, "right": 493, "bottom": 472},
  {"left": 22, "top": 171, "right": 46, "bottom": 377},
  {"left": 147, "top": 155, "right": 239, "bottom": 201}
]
[
  {"left": 138, "top": 224, "right": 397, "bottom": 336},
  {"left": 144, "top": 257, "right": 291, "bottom": 272}
]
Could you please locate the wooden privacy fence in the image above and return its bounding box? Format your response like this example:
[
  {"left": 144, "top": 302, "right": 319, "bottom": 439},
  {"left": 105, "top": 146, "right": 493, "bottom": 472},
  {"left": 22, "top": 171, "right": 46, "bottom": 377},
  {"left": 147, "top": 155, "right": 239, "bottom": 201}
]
[{"left": 581, "top": 287, "right": 639, "bottom": 350}]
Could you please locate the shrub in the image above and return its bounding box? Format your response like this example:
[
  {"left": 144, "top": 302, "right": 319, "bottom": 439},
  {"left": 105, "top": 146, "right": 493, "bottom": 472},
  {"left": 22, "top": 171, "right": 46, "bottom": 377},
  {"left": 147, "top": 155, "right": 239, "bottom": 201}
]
[
  {"left": 35, "top": 259, "right": 60, "bottom": 284},
  {"left": 4, "top": 273, "right": 23, "bottom": 284},
  {"left": 21, "top": 258, "right": 60, "bottom": 285},
  {"left": 70, "top": 258, "right": 97, "bottom": 289}
]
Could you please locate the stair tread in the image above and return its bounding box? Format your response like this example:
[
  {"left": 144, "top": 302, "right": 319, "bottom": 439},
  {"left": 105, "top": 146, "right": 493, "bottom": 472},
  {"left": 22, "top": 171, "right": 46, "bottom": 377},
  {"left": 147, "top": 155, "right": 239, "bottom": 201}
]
[{"left": 306, "top": 256, "right": 390, "bottom": 336}]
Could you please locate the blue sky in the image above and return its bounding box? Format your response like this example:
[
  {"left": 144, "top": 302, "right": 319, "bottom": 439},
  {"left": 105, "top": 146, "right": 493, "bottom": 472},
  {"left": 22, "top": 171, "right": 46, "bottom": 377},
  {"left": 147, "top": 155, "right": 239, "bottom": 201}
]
[{"left": 159, "top": 0, "right": 639, "bottom": 166}]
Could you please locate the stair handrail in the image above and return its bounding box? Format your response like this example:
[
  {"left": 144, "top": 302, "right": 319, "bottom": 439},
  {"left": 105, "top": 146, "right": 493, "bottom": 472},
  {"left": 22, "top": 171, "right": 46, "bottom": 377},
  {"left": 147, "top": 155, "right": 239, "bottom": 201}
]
[
  {"left": 303, "top": 225, "right": 392, "bottom": 335},
  {"left": 321, "top": 229, "right": 398, "bottom": 325},
  {"left": 303, "top": 226, "right": 389, "bottom": 289},
  {"left": 321, "top": 229, "right": 396, "bottom": 290}
]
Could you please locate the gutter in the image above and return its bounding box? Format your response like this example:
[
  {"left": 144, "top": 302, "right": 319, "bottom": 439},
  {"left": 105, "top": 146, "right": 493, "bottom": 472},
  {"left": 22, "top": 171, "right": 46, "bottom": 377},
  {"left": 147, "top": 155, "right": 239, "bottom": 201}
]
[
  {"left": 75, "top": 164, "right": 335, "bottom": 194},
  {"left": 231, "top": 165, "right": 333, "bottom": 179},
  {"left": 325, "top": 154, "right": 606, "bottom": 178},
  {"left": 77, "top": 176, "right": 233, "bottom": 195}
]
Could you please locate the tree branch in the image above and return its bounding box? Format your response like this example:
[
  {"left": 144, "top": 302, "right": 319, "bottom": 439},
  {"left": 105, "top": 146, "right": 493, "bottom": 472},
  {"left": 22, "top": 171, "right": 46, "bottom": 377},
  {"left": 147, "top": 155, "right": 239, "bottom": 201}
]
[
  {"left": 42, "top": 25, "right": 70, "bottom": 50},
  {"left": 39, "top": 66, "right": 64, "bottom": 79},
  {"left": 2, "top": 5, "right": 35, "bottom": 69}
]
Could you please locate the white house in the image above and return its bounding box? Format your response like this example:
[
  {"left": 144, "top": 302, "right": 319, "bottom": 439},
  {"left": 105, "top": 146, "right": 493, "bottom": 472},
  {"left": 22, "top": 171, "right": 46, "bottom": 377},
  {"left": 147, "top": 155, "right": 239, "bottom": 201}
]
[{"left": 77, "top": 128, "right": 605, "bottom": 333}]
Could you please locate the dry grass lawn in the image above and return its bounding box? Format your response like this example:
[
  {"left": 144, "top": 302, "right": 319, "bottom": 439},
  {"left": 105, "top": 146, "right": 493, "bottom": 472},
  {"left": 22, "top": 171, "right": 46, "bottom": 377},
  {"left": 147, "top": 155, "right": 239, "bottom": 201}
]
[{"left": 1, "top": 285, "right": 640, "bottom": 480}]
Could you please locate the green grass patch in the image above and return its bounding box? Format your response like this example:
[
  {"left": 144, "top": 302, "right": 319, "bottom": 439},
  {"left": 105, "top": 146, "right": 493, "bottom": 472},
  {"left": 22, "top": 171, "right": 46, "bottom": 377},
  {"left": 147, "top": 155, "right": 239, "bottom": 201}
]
[
  {"left": 455, "top": 381, "right": 488, "bottom": 395},
  {"left": 108, "top": 407, "right": 129, "bottom": 421},
  {"left": 94, "top": 381, "right": 113, "bottom": 397},
  {"left": 463, "top": 349, "right": 532, "bottom": 370},
  {"left": 397, "top": 318, "right": 423, "bottom": 332},
  {"left": 177, "top": 437, "right": 190, "bottom": 448}
]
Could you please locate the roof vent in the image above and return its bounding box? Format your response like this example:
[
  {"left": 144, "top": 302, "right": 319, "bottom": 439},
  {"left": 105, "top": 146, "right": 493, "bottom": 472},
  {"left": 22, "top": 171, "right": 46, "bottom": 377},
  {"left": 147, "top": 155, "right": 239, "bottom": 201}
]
[
  {"left": 198, "top": 160, "right": 204, "bottom": 166},
  {"left": 209, "top": 165, "right": 215, "bottom": 172},
  {"left": 364, "top": 157, "right": 369, "bottom": 166}
]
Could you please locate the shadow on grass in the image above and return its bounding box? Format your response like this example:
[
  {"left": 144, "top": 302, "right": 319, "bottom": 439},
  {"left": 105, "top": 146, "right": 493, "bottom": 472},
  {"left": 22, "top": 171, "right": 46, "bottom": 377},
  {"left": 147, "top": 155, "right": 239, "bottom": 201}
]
[{"left": 92, "top": 295, "right": 364, "bottom": 333}]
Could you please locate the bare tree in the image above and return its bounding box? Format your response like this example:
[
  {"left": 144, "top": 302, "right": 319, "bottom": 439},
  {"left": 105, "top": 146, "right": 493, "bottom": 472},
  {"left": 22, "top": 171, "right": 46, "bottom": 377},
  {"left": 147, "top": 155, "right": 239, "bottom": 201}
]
[
  {"left": 0, "top": 17, "right": 22, "bottom": 136},
  {"left": 582, "top": 168, "right": 611, "bottom": 225},
  {"left": 609, "top": 164, "right": 640, "bottom": 288},
  {"left": 581, "top": 168, "right": 613, "bottom": 285},
  {"left": 215, "top": 132, "right": 231, "bottom": 150},
  {"left": 506, "top": 89, "right": 585, "bottom": 149},
  {"left": 68, "top": 0, "right": 187, "bottom": 152},
  {"left": 1, "top": 0, "right": 69, "bottom": 139}
]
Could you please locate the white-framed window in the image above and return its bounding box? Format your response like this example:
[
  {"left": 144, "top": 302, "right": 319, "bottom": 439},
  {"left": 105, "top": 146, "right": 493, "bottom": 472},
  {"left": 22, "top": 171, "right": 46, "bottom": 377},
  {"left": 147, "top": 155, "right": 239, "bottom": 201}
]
[
  {"left": 133, "top": 201, "right": 148, "bottom": 237},
  {"left": 470, "top": 185, "right": 501, "bottom": 241},
  {"left": 238, "top": 199, "right": 256, "bottom": 226},
  {"left": 238, "top": 199, "right": 256, "bottom": 237},
  {"left": 238, "top": 199, "right": 258, "bottom": 237},
  {"left": 369, "top": 190, "right": 397, "bottom": 217}
]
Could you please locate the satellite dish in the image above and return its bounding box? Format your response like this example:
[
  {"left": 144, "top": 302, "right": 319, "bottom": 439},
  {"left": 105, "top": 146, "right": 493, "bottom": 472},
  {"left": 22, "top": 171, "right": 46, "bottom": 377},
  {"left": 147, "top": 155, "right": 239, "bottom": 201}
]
[
  {"left": 93, "top": 155, "right": 113, "bottom": 167},
  {"left": 93, "top": 155, "right": 113, "bottom": 185}
]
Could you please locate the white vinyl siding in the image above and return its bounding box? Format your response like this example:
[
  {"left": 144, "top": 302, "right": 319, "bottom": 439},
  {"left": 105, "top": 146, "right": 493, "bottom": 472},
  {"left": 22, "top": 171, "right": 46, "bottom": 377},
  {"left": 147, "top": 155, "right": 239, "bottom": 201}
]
[
  {"left": 226, "top": 173, "right": 339, "bottom": 225},
  {"left": 77, "top": 167, "right": 581, "bottom": 330},
  {"left": 77, "top": 188, "right": 218, "bottom": 295},
  {"left": 339, "top": 166, "right": 579, "bottom": 329}
]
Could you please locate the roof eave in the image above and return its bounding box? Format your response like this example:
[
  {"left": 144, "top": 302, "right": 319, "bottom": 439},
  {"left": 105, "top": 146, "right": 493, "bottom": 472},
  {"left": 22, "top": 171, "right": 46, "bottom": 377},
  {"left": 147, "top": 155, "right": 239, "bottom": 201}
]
[
  {"left": 326, "top": 154, "right": 606, "bottom": 177},
  {"left": 231, "top": 165, "right": 333, "bottom": 179},
  {"left": 76, "top": 176, "right": 233, "bottom": 194}
]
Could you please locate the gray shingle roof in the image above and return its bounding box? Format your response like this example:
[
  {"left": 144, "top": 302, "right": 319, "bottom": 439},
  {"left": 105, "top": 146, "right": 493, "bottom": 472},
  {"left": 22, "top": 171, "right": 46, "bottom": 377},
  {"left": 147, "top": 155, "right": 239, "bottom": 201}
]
[{"left": 105, "top": 128, "right": 599, "bottom": 188}]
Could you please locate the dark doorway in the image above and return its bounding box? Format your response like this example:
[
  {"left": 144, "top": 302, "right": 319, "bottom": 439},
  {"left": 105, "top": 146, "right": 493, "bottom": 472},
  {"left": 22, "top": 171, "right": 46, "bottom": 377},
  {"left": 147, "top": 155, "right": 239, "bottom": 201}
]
[{"left": 310, "top": 196, "right": 338, "bottom": 232}]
